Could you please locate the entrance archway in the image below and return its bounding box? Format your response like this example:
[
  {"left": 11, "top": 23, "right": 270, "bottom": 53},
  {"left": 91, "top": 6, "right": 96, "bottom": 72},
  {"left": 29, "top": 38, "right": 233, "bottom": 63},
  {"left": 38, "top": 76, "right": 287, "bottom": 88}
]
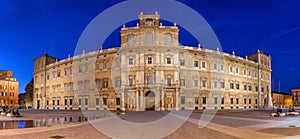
[{"left": 145, "top": 91, "right": 155, "bottom": 111}]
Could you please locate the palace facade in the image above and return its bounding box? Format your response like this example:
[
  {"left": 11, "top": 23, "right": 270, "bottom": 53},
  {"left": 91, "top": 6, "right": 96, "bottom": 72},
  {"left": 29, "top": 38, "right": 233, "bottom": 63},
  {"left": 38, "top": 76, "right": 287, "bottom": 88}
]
[
  {"left": 0, "top": 70, "right": 19, "bottom": 107},
  {"left": 33, "top": 13, "right": 272, "bottom": 111}
]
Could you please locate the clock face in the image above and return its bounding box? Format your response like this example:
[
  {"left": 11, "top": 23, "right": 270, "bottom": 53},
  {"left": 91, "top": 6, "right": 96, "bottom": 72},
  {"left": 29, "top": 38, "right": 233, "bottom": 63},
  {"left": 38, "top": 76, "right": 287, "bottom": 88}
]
[{"left": 145, "top": 19, "right": 154, "bottom": 27}]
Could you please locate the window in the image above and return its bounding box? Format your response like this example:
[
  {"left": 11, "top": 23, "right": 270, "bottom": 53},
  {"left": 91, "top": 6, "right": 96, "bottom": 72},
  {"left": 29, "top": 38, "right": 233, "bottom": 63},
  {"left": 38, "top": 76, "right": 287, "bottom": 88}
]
[
  {"left": 147, "top": 56, "right": 152, "bottom": 64},
  {"left": 248, "top": 85, "right": 252, "bottom": 91},
  {"left": 147, "top": 76, "right": 154, "bottom": 85},
  {"left": 52, "top": 85, "right": 56, "bottom": 93},
  {"left": 236, "top": 83, "right": 240, "bottom": 90},
  {"left": 70, "top": 82, "right": 73, "bottom": 91},
  {"left": 194, "top": 61, "right": 198, "bottom": 67},
  {"left": 235, "top": 67, "right": 239, "bottom": 74},
  {"left": 167, "top": 77, "right": 171, "bottom": 86},
  {"left": 96, "top": 63, "right": 100, "bottom": 70},
  {"left": 78, "top": 99, "right": 82, "bottom": 105},
  {"left": 116, "top": 98, "right": 121, "bottom": 105},
  {"left": 181, "top": 96, "right": 185, "bottom": 104},
  {"left": 146, "top": 33, "right": 153, "bottom": 45},
  {"left": 64, "top": 83, "right": 68, "bottom": 92},
  {"left": 221, "top": 97, "right": 224, "bottom": 104},
  {"left": 128, "top": 34, "right": 134, "bottom": 45},
  {"left": 85, "top": 98, "right": 88, "bottom": 105},
  {"left": 65, "top": 99, "right": 67, "bottom": 105},
  {"left": 103, "top": 61, "right": 107, "bottom": 69},
  {"left": 165, "top": 33, "right": 172, "bottom": 46},
  {"left": 202, "top": 97, "right": 206, "bottom": 104},
  {"left": 70, "top": 99, "right": 73, "bottom": 105},
  {"left": 195, "top": 97, "right": 199, "bottom": 104},
  {"left": 57, "top": 85, "right": 61, "bottom": 92},
  {"left": 244, "top": 84, "right": 247, "bottom": 91},
  {"left": 213, "top": 81, "right": 217, "bottom": 88},
  {"left": 230, "top": 66, "right": 233, "bottom": 73},
  {"left": 102, "top": 79, "right": 108, "bottom": 88},
  {"left": 79, "top": 65, "right": 83, "bottom": 73},
  {"left": 249, "top": 99, "right": 251, "bottom": 104},
  {"left": 261, "top": 87, "right": 264, "bottom": 92},
  {"left": 85, "top": 64, "right": 88, "bottom": 72},
  {"left": 64, "top": 69, "right": 68, "bottom": 76},
  {"left": 220, "top": 81, "right": 225, "bottom": 89},
  {"left": 103, "top": 98, "right": 107, "bottom": 105},
  {"left": 255, "top": 99, "right": 258, "bottom": 104},
  {"left": 213, "top": 63, "right": 217, "bottom": 70},
  {"left": 53, "top": 100, "right": 55, "bottom": 105},
  {"left": 255, "top": 86, "right": 258, "bottom": 92},
  {"left": 129, "top": 78, "right": 133, "bottom": 86},
  {"left": 248, "top": 70, "right": 251, "bottom": 76},
  {"left": 214, "top": 97, "right": 218, "bottom": 105},
  {"left": 220, "top": 64, "right": 224, "bottom": 71},
  {"left": 57, "top": 100, "right": 60, "bottom": 105},
  {"left": 254, "top": 72, "right": 257, "bottom": 78},
  {"left": 46, "top": 100, "right": 49, "bottom": 105},
  {"left": 57, "top": 71, "right": 60, "bottom": 77},
  {"left": 244, "top": 99, "right": 247, "bottom": 104},
  {"left": 201, "top": 61, "right": 206, "bottom": 68},
  {"left": 180, "top": 79, "right": 185, "bottom": 86},
  {"left": 202, "top": 80, "right": 206, "bottom": 87},
  {"left": 129, "top": 57, "right": 133, "bottom": 65},
  {"left": 84, "top": 80, "right": 89, "bottom": 90},
  {"left": 78, "top": 81, "right": 83, "bottom": 90},
  {"left": 194, "top": 79, "right": 199, "bottom": 87},
  {"left": 96, "top": 79, "right": 100, "bottom": 89},
  {"left": 230, "top": 83, "right": 234, "bottom": 89},
  {"left": 166, "top": 57, "right": 171, "bottom": 64},
  {"left": 115, "top": 78, "right": 121, "bottom": 87},
  {"left": 180, "top": 59, "right": 185, "bottom": 66},
  {"left": 230, "top": 98, "right": 234, "bottom": 104},
  {"left": 96, "top": 98, "right": 100, "bottom": 105},
  {"left": 46, "top": 75, "right": 49, "bottom": 80}
]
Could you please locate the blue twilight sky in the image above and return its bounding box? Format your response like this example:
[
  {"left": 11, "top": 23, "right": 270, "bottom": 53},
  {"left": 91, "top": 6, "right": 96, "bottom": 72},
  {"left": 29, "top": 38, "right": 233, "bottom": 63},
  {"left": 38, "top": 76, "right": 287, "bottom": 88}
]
[{"left": 0, "top": 0, "right": 299, "bottom": 94}]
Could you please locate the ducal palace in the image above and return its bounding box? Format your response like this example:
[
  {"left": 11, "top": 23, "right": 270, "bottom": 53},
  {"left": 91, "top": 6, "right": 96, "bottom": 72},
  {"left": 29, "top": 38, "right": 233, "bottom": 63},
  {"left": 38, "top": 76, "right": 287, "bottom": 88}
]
[{"left": 33, "top": 13, "right": 272, "bottom": 111}]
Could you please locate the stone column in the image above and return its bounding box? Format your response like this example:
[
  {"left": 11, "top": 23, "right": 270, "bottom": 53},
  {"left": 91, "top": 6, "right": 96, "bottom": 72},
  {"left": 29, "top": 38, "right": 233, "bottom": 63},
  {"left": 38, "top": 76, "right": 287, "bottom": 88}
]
[
  {"left": 161, "top": 89, "right": 164, "bottom": 111},
  {"left": 136, "top": 90, "right": 139, "bottom": 111},
  {"left": 175, "top": 89, "right": 179, "bottom": 111},
  {"left": 121, "top": 90, "right": 125, "bottom": 111}
]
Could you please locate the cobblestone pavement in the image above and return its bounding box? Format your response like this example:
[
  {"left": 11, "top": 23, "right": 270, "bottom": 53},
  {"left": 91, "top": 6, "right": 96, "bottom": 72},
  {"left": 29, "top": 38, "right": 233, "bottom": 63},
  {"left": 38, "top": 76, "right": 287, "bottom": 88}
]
[{"left": 0, "top": 110, "right": 299, "bottom": 139}]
